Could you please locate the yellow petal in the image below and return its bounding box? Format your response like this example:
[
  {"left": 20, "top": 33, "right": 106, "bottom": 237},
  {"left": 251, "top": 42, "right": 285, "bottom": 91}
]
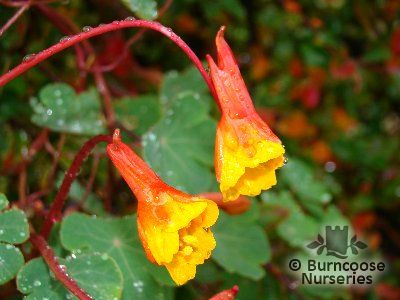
[
  {"left": 165, "top": 226, "right": 216, "bottom": 285},
  {"left": 161, "top": 193, "right": 208, "bottom": 232},
  {"left": 193, "top": 198, "right": 219, "bottom": 228},
  {"left": 220, "top": 134, "right": 285, "bottom": 200},
  {"left": 188, "top": 227, "right": 216, "bottom": 264},
  {"left": 138, "top": 217, "right": 179, "bottom": 264},
  {"left": 165, "top": 254, "right": 197, "bottom": 285},
  {"left": 232, "top": 156, "right": 284, "bottom": 199}
]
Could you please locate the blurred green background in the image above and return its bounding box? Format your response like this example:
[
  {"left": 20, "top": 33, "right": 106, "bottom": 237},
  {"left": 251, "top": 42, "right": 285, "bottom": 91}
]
[{"left": 1, "top": 0, "right": 400, "bottom": 299}]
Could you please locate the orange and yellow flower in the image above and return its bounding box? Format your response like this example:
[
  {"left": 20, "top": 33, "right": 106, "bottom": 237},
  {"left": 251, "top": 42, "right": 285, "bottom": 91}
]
[
  {"left": 207, "top": 27, "right": 285, "bottom": 201},
  {"left": 107, "top": 130, "right": 219, "bottom": 285}
]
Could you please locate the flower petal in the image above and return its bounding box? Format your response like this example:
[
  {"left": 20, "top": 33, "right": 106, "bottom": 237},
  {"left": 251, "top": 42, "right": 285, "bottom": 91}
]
[
  {"left": 218, "top": 122, "right": 285, "bottom": 200},
  {"left": 161, "top": 193, "right": 208, "bottom": 232}
]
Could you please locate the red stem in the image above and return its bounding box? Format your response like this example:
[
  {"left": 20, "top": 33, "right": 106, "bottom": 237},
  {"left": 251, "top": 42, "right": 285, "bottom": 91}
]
[
  {"left": 78, "top": 154, "right": 100, "bottom": 210},
  {"left": 40, "top": 135, "right": 112, "bottom": 239},
  {"left": 93, "top": 70, "right": 115, "bottom": 128},
  {"left": 0, "top": 2, "right": 29, "bottom": 37},
  {"left": 91, "top": 0, "right": 173, "bottom": 73},
  {"left": 0, "top": 19, "right": 218, "bottom": 105},
  {"left": 30, "top": 233, "right": 92, "bottom": 300}
]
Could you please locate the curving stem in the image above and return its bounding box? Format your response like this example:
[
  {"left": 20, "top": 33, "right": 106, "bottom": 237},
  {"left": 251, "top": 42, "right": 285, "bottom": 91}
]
[
  {"left": 0, "top": 19, "right": 219, "bottom": 105},
  {"left": 40, "top": 135, "right": 112, "bottom": 239}
]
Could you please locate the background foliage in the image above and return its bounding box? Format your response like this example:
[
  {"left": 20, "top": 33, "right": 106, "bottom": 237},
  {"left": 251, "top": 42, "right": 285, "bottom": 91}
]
[{"left": 1, "top": 0, "right": 400, "bottom": 299}]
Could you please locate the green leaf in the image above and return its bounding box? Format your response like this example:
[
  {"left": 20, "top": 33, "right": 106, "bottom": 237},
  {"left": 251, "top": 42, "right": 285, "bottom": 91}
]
[
  {"left": 160, "top": 66, "right": 208, "bottom": 106},
  {"left": 331, "top": 134, "right": 398, "bottom": 171},
  {"left": 143, "top": 92, "right": 216, "bottom": 193},
  {"left": 68, "top": 181, "right": 107, "bottom": 217},
  {"left": 60, "top": 213, "right": 173, "bottom": 300},
  {"left": 300, "top": 44, "right": 328, "bottom": 67},
  {"left": 281, "top": 158, "right": 332, "bottom": 205},
  {"left": 277, "top": 212, "right": 319, "bottom": 248},
  {"left": 321, "top": 205, "right": 350, "bottom": 228},
  {"left": 195, "top": 261, "right": 224, "bottom": 284},
  {"left": 362, "top": 45, "right": 391, "bottom": 63},
  {"left": 17, "top": 258, "right": 52, "bottom": 294},
  {"left": 0, "top": 243, "right": 24, "bottom": 285},
  {"left": 17, "top": 254, "right": 123, "bottom": 300},
  {"left": 0, "top": 209, "right": 29, "bottom": 244},
  {"left": 203, "top": 0, "right": 245, "bottom": 20},
  {"left": 121, "top": 0, "right": 157, "bottom": 19},
  {"left": 262, "top": 191, "right": 319, "bottom": 247},
  {"left": 63, "top": 253, "right": 123, "bottom": 299},
  {"left": 26, "top": 289, "right": 61, "bottom": 300},
  {"left": 114, "top": 95, "right": 161, "bottom": 135},
  {"left": 0, "top": 193, "right": 9, "bottom": 211},
  {"left": 31, "top": 83, "right": 106, "bottom": 135},
  {"left": 213, "top": 211, "right": 271, "bottom": 280}
]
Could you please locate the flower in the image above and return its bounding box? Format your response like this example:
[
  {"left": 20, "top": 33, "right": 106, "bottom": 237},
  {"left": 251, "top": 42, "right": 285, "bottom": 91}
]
[
  {"left": 207, "top": 27, "right": 285, "bottom": 201},
  {"left": 106, "top": 130, "right": 219, "bottom": 285}
]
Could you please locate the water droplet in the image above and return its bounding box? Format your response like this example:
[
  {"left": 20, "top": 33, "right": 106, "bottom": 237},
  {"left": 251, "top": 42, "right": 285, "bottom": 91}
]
[
  {"left": 324, "top": 161, "right": 336, "bottom": 173},
  {"left": 82, "top": 26, "right": 92, "bottom": 32},
  {"left": 59, "top": 36, "right": 71, "bottom": 43},
  {"left": 321, "top": 193, "right": 332, "bottom": 203},
  {"left": 23, "top": 54, "right": 36, "bottom": 62},
  {"left": 33, "top": 280, "right": 41, "bottom": 287},
  {"left": 59, "top": 264, "right": 67, "bottom": 272},
  {"left": 147, "top": 133, "right": 156, "bottom": 141},
  {"left": 125, "top": 16, "right": 136, "bottom": 21},
  {"left": 166, "top": 27, "right": 175, "bottom": 38},
  {"left": 112, "top": 21, "right": 120, "bottom": 25},
  {"left": 133, "top": 280, "right": 144, "bottom": 293},
  {"left": 246, "top": 145, "right": 257, "bottom": 158},
  {"left": 71, "top": 122, "right": 82, "bottom": 132},
  {"left": 46, "top": 109, "right": 53, "bottom": 116}
]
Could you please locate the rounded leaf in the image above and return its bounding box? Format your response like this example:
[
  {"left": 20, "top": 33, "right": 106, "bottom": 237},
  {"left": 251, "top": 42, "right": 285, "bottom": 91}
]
[
  {"left": 0, "top": 244, "right": 24, "bottom": 285},
  {"left": 0, "top": 209, "right": 29, "bottom": 244}
]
